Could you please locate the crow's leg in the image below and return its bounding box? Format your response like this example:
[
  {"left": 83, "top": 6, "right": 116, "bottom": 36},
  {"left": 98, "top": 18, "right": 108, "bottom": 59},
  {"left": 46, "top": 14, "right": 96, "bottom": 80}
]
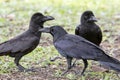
[
  {"left": 81, "top": 59, "right": 88, "bottom": 75},
  {"left": 14, "top": 55, "right": 26, "bottom": 71},
  {"left": 14, "top": 54, "right": 35, "bottom": 72},
  {"left": 61, "top": 57, "right": 73, "bottom": 76},
  {"left": 71, "top": 59, "right": 77, "bottom": 67},
  {"left": 75, "top": 59, "right": 88, "bottom": 75}
]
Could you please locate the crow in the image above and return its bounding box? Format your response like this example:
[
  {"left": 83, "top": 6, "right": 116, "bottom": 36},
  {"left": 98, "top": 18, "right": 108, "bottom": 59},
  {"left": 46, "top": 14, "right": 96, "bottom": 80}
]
[
  {"left": 0, "top": 12, "right": 54, "bottom": 71},
  {"left": 75, "top": 10, "right": 102, "bottom": 46},
  {"left": 50, "top": 11, "right": 102, "bottom": 62},
  {"left": 39, "top": 26, "right": 120, "bottom": 75}
]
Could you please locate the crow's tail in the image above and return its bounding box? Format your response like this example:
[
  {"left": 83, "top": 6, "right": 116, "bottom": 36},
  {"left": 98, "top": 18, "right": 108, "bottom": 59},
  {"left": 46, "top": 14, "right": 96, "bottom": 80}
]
[{"left": 99, "top": 56, "right": 120, "bottom": 72}]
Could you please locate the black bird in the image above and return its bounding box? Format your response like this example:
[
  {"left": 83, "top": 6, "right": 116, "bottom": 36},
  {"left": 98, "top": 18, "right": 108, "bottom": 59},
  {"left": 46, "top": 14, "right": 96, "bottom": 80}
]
[
  {"left": 75, "top": 10, "right": 102, "bottom": 46},
  {"left": 0, "top": 13, "right": 54, "bottom": 71},
  {"left": 39, "top": 26, "right": 120, "bottom": 75},
  {"left": 50, "top": 11, "right": 102, "bottom": 62}
]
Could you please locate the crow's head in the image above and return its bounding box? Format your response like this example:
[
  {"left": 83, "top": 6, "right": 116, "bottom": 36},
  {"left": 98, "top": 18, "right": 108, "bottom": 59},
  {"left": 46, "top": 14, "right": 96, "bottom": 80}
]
[
  {"left": 31, "top": 12, "right": 54, "bottom": 25},
  {"left": 81, "top": 10, "right": 97, "bottom": 23},
  {"left": 29, "top": 12, "right": 54, "bottom": 32},
  {"left": 39, "top": 26, "right": 67, "bottom": 41}
]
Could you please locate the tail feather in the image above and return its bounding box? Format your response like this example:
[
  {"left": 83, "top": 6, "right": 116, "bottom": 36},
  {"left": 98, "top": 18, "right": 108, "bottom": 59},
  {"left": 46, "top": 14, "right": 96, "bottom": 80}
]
[{"left": 99, "top": 56, "right": 120, "bottom": 72}]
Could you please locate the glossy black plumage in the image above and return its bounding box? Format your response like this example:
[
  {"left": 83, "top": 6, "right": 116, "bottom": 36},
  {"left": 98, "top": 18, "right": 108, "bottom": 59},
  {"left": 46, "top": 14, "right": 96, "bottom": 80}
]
[
  {"left": 0, "top": 13, "right": 54, "bottom": 71},
  {"left": 75, "top": 10, "right": 102, "bottom": 46},
  {"left": 50, "top": 11, "right": 102, "bottom": 62},
  {"left": 40, "top": 26, "right": 120, "bottom": 75}
]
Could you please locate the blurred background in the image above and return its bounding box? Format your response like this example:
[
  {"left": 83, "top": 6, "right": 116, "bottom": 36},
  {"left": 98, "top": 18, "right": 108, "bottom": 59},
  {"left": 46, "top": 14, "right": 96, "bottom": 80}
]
[{"left": 0, "top": 0, "right": 120, "bottom": 80}]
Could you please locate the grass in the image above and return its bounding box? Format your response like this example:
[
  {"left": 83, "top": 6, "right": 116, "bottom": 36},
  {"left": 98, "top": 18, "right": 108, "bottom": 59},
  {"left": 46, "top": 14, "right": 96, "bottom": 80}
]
[{"left": 0, "top": 0, "right": 120, "bottom": 79}]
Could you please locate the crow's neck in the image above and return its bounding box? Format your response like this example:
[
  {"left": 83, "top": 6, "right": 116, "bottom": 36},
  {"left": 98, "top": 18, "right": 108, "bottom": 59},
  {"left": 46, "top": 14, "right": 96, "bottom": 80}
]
[
  {"left": 29, "top": 22, "right": 43, "bottom": 37},
  {"left": 82, "top": 21, "right": 95, "bottom": 26},
  {"left": 53, "top": 31, "right": 67, "bottom": 42}
]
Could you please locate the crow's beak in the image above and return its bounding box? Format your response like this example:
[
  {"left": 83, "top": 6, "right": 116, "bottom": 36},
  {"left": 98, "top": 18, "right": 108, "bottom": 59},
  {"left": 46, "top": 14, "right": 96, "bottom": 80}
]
[
  {"left": 88, "top": 16, "right": 97, "bottom": 22},
  {"left": 42, "top": 16, "right": 54, "bottom": 22},
  {"left": 39, "top": 27, "right": 50, "bottom": 33}
]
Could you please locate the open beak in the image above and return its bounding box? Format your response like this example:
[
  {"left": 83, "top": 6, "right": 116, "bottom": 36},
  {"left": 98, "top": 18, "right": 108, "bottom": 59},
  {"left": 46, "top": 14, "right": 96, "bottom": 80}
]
[
  {"left": 39, "top": 27, "right": 50, "bottom": 33},
  {"left": 88, "top": 16, "right": 97, "bottom": 22},
  {"left": 42, "top": 16, "right": 54, "bottom": 22}
]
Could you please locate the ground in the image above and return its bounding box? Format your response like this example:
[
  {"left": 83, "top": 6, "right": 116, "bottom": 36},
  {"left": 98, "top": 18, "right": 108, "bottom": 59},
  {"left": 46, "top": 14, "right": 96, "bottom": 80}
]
[{"left": 0, "top": 0, "right": 120, "bottom": 80}]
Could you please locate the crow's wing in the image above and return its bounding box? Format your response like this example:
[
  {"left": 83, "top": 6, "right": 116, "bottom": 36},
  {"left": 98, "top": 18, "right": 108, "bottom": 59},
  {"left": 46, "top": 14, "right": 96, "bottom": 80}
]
[
  {"left": 96, "top": 26, "right": 102, "bottom": 44},
  {"left": 75, "top": 26, "right": 80, "bottom": 35},
  {"left": 75, "top": 25, "right": 88, "bottom": 35},
  {"left": 0, "top": 35, "right": 39, "bottom": 54},
  {"left": 54, "top": 34, "right": 106, "bottom": 60}
]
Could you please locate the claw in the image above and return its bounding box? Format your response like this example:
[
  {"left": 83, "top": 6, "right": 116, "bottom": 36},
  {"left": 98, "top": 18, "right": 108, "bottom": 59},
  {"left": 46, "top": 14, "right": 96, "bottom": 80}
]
[
  {"left": 50, "top": 56, "right": 62, "bottom": 61},
  {"left": 25, "top": 68, "right": 36, "bottom": 72},
  {"left": 61, "top": 69, "right": 69, "bottom": 76}
]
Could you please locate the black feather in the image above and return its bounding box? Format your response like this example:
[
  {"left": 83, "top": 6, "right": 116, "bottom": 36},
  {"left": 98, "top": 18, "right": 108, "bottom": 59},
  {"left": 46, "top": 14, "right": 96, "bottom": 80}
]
[
  {"left": 0, "top": 13, "right": 54, "bottom": 71},
  {"left": 40, "top": 26, "right": 120, "bottom": 75}
]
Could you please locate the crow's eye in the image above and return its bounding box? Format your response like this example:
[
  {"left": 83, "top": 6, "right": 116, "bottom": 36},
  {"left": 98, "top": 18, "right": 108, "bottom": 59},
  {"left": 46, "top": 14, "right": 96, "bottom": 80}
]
[
  {"left": 84, "top": 16, "right": 88, "bottom": 20},
  {"left": 35, "top": 16, "right": 38, "bottom": 19}
]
